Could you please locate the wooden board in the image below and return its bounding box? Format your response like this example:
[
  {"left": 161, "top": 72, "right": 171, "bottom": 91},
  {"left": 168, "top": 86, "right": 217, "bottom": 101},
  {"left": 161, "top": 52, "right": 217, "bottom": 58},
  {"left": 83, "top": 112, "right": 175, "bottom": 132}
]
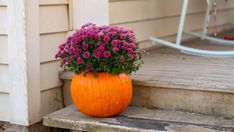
[
  {"left": 117, "top": 10, "right": 234, "bottom": 42},
  {"left": 7, "top": 0, "right": 41, "bottom": 125},
  {"left": 0, "top": 0, "right": 6, "bottom": 6},
  {"left": 109, "top": 0, "right": 205, "bottom": 24},
  {"left": 0, "top": 93, "right": 9, "bottom": 122},
  {"left": 40, "top": 61, "right": 62, "bottom": 91},
  {"left": 41, "top": 87, "right": 63, "bottom": 117},
  {"left": 39, "top": 0, "right": 69, "bottom": 6},
  {"left": 0, "top": 7, "right": 7, "bottom": 34},
  {"left": 131, "top": 30, "right": 234, "bottom": 93},
  {"left": 0, "top": 65, "right": 9, "bottom": 93},
  {"left": 110, "top": 0, "right": 234, "bottom": 24},
  {"left": 39, "top": 5, "right": 69, "bottom": 34},
  {"left": 43, "top": 105, "right": 234, "bottom": 131},
  {"left": 40, "top": 32, "right": 67, "bottom": 63},
  {"left": 0, "top": 35, "right": 7, "bottom": 64}
]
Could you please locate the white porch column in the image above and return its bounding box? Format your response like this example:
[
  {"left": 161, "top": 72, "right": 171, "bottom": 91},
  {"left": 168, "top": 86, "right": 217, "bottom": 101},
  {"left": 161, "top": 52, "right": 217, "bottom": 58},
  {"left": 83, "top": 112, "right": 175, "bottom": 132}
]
[
  {"left": 7, "top": 0, "right": 41, "bottom": 126},
  {"left": 72, "top": 0, "right": 109, "bottom": 29}
]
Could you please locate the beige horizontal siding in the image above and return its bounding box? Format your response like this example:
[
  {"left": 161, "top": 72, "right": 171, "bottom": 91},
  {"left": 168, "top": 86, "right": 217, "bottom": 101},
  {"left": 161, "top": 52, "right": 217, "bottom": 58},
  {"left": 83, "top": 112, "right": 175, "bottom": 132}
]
[
  {"left": 39, "top": 0, "right": 69, "bottom": 5},
  {"left": 0, "top": 65, "right": 9, "bottom": 93},
  {"left": 0, "top": 35, "right": 7, "bottom": 64},
  {"left": 0, "top": 0, "right": 6, "bottom": 6},
  {"left": 0, "top": 4, "right": 8, "bottom": 98},
  {"left": 39, "top": 5, "right": 69, "bottom": 34},
  {"left": 110, "top": 0, "right": 234, "bottom": 47},
  {"left": 40, "top": 61, "right": 62, "bottom": 91},
  {"left": 0, "top": 7, "right": 7, "bottom": 34},
  {"left": 0, "top": 3, "right": 8, "bottom": 122},
  {"left": 40, "top": 32, "right": 67, "bottom": 63},
  {"left": 39, "top": 3, "right": 71, "bottom": 94},
  {"left": 0, "top": 93, "right": 9, "bottom": 121},
  {"left": 41, "top": 87, "right": 63, "bottom": 117},
  {"left": 110, "top": 0, "right": 234, "bottom": 24},
  {"left": 119, "top": 9, "right": 234, "bottom": 42},
  {"left": 139, "top": 23, "right": 232, "bottom": 50}
]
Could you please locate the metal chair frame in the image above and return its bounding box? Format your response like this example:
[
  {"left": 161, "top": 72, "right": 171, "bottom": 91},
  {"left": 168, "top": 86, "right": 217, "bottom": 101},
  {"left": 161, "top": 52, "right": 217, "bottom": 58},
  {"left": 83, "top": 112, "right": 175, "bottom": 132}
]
[{"left": 150, "top": 0, "right": 234, "bottom": 57}]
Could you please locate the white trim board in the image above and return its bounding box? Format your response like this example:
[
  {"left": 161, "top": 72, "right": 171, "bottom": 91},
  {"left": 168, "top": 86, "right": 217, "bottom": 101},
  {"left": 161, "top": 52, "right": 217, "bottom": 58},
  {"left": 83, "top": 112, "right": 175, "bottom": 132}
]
[{"left": 7, "top": 0, "right": 41, "bottom": 126}]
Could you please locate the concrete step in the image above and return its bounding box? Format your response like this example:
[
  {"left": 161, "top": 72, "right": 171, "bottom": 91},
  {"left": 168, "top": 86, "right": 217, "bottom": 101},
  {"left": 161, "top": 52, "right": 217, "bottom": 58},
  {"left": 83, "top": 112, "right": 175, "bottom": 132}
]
[{"left": 43, "top": 105, "right": 234, "bottom": 132}]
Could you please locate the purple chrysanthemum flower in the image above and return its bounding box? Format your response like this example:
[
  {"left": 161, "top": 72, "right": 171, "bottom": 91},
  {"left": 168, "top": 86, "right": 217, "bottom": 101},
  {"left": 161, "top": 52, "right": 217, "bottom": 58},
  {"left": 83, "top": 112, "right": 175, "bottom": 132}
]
[
  {"left": 103, "top": 35, "right": 110, "bottom": 42},
  {"left": 120, "top": 34, "right": 127, "bottom": 39},
  {"left": 111, "top": 40, "right": 119, "bottom": 47},
  {"left": 59, "top": 44, "right": 65, "bottom": 50},
  {"left": 94, "top": 52, "right": 101, "bottom": 58},
  {"left": 112, "top": 47, "right": 119, "bottom": 53},
  {"left": 127, "top": 48, "right": 133, "bottom": 53},
  {"left": 129, "top": 38, "right": 135, "bottom": 43},
  {"left": 129, "top": 43, "right": 136, "bottom": 49},
  {"left": 83, "top": 51, "right": 90, "bottom": 59},
  {"left": 128, "top": 54, "right": 134, "bottom": 60},
  {"left": 82, "top": 42, "right": 88, "bottom": 50},
  {"left": 77, "top": 57, "right": 82, "bottom": 64},
  {"left": 119, "top": 56, "right": 125, "bottom": 62},
  {"left": 98, "top": 46, "right": 105, "bottom": 52},
  {"left": 103, "top": 51, "right": 111, "bottom": 58},
  {"left": 74, "top": 48, "right": 82, "bottom": 54},
  {"left": 56, "top": 23, "right": 143, "bottom": 76}
]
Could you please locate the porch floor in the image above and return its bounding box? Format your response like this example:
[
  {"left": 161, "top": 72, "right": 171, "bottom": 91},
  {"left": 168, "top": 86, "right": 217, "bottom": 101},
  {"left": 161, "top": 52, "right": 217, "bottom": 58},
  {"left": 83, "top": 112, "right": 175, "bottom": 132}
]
[{"left": 131, "top": 36, "right": 234, "bottom": 93}]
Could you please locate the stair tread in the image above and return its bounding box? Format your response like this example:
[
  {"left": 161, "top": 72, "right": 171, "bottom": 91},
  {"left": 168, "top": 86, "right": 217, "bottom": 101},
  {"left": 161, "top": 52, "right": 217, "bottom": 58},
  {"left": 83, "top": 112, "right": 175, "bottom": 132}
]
[
  {"left": 130, "top": 36, "right": 234, "bottom": 93},
  {"left": 43, "top": 105, "right": 234, "bottom": 132}
]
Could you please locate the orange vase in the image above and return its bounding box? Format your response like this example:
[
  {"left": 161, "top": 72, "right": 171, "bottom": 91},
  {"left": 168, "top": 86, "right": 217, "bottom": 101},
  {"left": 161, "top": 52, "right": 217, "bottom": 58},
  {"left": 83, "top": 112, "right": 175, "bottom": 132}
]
[{"left": 71, "top": 72, "right": 132, "bottom": 117}]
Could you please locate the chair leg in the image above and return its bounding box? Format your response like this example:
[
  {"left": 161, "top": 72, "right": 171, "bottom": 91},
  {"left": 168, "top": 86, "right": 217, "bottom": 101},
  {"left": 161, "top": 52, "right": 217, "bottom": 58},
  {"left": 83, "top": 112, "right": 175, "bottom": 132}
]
[
  {"left": 176, "top": 0, "right": 189, "bottom": 46},
  {"left": 201, "top": 0, "right": 214, "bottom": 39}
]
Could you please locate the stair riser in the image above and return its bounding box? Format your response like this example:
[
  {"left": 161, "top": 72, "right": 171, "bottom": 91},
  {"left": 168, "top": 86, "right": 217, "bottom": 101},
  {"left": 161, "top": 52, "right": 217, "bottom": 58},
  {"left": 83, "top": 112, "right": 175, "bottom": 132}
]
[
  {"left": 131, "top": 85, "right": 234, "bottom": 117},
  {"left": 60, "top": 76, "right": 234, "bottom": 118}
]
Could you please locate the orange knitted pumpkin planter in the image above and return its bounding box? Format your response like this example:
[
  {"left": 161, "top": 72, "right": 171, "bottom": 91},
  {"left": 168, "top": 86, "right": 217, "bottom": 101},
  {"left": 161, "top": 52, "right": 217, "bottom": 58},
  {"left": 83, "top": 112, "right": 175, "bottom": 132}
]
[{"left": 71, "top": 72, "right": 132, "bottom": 117}]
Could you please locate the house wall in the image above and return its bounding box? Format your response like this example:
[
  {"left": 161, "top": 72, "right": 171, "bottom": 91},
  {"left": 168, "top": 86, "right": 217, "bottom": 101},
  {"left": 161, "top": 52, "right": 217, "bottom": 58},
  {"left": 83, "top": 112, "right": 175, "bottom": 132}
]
[
  {"left": 0, "top": 0, "right": 72, "bottom": 122},
  {"left": 0, "top": 0, "right": 9, "bottom": 122},
  {"left": 39, "top": 0, "right": 72, "bottom": 117},
  {"left": 109, "top": 0, "right": 234, "bottom": 49},
  {"left": 0, "top": 0, "right": 108, "bottom": 124}
]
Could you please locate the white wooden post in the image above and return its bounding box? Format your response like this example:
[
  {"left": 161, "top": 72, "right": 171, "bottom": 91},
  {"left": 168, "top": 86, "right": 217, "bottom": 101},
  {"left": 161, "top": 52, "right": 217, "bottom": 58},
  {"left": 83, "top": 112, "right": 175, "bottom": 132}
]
[
  {"left": 7, "top": 0, "right": 41, "bottom": 126},
  {"left": 72, "top": 0, "right": 109, "bottom": 29}
]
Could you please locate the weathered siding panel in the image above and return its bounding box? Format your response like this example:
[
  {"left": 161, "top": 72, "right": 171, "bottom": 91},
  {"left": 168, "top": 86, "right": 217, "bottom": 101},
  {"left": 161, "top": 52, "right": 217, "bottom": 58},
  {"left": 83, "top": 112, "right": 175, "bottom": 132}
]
[
  {"left": 0, "top": 2, "right": 9, "bottom": 123},
  {"left": 41, "top": 87, "right": 63, "bottom": 117},
  {"left": 39, "top": 0, "right": 69, "bottom": 5},
  {"left": 0, "top": 7, "right": 7, "bottom": 34},
  {"left": 0, "top": 36, "right": 7, "bottom": 64},
  {"left": 0, "top": 4, "right": 8, "bottom": 94},
  {"left": 39, "top": 5, "right": 69, "bottom": 34},
  {"left": 109, "top": 0, "right": 234, "bottom": 49},
  {"left": 110, "top": 0, "right": 234, "bottom": 24},
  {"left": 40, "top": 61, "right": 62, "bottom": 91},
  {"left": 0, "top": 65, "right": 9, "bottom": 93},
  {"left": 119, "top": 10, "right": 234, "bottom": 42},
  {"left": 0, "top": 0, "right": 6, "bottom": 6},
  {"left": 40, "top": 32, "right": 67, "bottom": 63},
  {"left": 39, "top": 2, "right": 71, "bottom": 117},
  {"left": 0, "top": 93, "right": 9, "bottom": 121}
]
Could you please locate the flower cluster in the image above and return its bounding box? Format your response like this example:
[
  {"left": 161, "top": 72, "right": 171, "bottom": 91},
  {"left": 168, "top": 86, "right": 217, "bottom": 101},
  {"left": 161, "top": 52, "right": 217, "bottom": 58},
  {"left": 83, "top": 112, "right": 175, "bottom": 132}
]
[{"left": 55, "top": 23, "right": 144, "bottom": 76}]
